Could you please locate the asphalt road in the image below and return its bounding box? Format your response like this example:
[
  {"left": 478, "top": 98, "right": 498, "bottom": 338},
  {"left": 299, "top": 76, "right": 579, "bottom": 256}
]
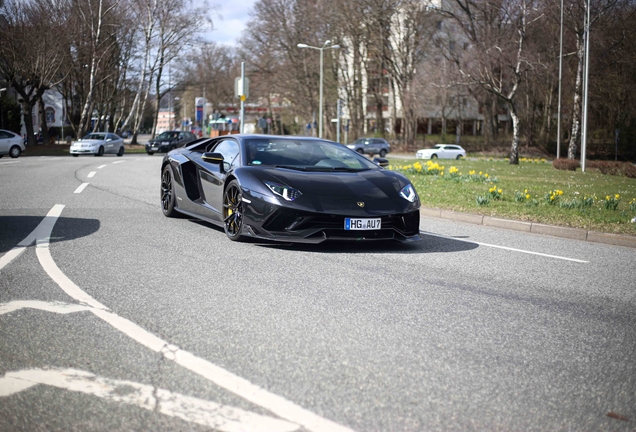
[{"left": 0, "top": 154, "right": 634, "bottom": 431}]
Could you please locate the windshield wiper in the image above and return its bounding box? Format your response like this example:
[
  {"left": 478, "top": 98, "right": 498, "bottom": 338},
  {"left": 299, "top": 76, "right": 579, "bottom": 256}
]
[{"left": 273, "top": 165, "right": 308, "bottom": 171}]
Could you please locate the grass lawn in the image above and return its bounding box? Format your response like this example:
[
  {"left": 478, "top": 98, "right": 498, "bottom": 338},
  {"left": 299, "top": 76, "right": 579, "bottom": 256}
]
[{"left": 389, "top": 157, "right": 636, "bottom": 236}]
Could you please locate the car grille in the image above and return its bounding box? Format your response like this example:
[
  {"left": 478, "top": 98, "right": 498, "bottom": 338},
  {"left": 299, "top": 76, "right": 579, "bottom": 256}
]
[{"left": 262, "top": 208, "right": 419, "bottom": 237}]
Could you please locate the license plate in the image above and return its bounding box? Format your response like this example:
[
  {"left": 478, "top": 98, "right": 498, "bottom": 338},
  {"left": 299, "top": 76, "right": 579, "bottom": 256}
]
[
  {"left": 151, "top": 147, "right": 158, "bottom": 151},
  {"left": 344, "top": 218, "right": 381, "bottom": 230}
]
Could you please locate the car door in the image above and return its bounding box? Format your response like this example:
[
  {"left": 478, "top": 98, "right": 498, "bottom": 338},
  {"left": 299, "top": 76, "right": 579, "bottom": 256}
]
[
  {"left": 0, "top": 131, "right": 11, "bottom": 154},
  {"left": 104, "top": 134, "right": 116, "bottom": 153},
  {"left": 199, "top": 138, "right": 240, "bottom": 217},
  {"left": 445, "top": 146, "right": 460, "bottom": 159}
]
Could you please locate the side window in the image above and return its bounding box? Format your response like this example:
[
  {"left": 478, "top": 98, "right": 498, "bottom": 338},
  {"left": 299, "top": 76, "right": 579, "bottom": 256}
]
[{"left": 212, "top": 139, "right": 240, "bottom": 171}]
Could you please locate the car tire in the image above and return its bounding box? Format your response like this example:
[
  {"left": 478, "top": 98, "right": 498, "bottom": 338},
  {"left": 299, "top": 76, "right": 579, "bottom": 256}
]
[
  {"left": 161, "top": 164, "right": 179, "bottom": 218},
  {"left": 431, "top": 154, "right": 438, "bottom": 159},
  {"left": 117, "top": 146, "right": 124, "bottom": 156},
  {"left": 223, "top": 180, "right": 245, "bottom": 242},
  {"left": 356, "top": 148, "right": 364, "bottom": 155},
  {"left": 379, "top": 149, "right": 387, "bottom": 157},
  {"left": 95, "top": 146, "right": 104, "bottom": 157},
  {"left": 9, "top": 146, "right": 21, "bottom": 158},
  {"left": 456, "top": 154, "right": 463, "bottom": 160},
  {"left": 147, "top": 152, "right": 154, "bottom": 156},
  {"left": 72, "top": 154, "right": 78, "bottom": 157}
]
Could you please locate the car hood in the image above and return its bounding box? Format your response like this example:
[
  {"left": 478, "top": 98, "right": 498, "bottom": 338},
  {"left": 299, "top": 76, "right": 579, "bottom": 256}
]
[
  {"left": 150, "top": 138, "right": 175, "bottom": 143},
  {"left": 251, "top": 167, "right": 416, "bottom": 213},
  {"left": 78, "top": 139, "right": 105, "bottom": 145},
  {"left": 417, "top": 148, "right": 437, "bottom": 153}
]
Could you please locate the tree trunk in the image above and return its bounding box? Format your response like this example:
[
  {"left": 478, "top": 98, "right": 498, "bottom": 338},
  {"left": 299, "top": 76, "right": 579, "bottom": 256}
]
[
  {"left": 567, "top": 36, "right": 585, "bottom": 159},
  {"left": 508, "top": 101, "right": 520, "bottom": 164},
  {"left": 39, "top": 98, "right": 50, "bottom": 144}
]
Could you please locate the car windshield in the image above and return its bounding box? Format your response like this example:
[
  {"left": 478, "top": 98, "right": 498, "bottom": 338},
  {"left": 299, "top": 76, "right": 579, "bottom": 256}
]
[
  {"left": 156, "top": 132, "right": 179, "bottom": 139},
  {"left": 84, "top": 133, "right": 105, "bottom": 140},
  {"left": 247, "top": 139, "right": 380, "bottom": 171}
]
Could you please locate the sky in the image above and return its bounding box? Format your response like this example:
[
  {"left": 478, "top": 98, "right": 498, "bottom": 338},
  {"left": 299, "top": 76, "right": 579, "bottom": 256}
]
[{"left": 199, "top": 0, "right": 257, "bottom": 46}]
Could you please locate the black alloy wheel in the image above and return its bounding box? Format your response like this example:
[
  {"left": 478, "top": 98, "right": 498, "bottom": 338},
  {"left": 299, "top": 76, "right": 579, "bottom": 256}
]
[
  {"left": 223, "top": 180, "right": 244, "bottom": 241},
  {"left": 95, "top": 146, "right": 104, "bottom": 157},
  {"left": 161, "top": 165, "right": 179, "bottom": 217}
]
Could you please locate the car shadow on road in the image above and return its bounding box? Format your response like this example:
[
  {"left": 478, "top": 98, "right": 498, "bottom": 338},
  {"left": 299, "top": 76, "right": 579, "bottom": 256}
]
[
  {"left": 0, "top": 216, "right": 100, "bottom": 254},
  {"left": 186, "top": 219, "right": 478, "bottom": 254},
  {"left": 257, "top": 232, "right": 479, "bottom": 254}
]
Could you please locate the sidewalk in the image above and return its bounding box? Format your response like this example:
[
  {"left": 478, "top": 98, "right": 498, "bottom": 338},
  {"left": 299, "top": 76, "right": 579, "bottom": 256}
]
[{"left": 421, "top": 207, "right": 636, "bottom": 248}]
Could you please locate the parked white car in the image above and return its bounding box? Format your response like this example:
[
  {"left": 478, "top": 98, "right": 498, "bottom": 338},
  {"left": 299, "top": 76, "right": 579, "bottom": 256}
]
[
  {"left": 70, "top": 132, "right": 125, "bottom": 157},
  {"left": 415, "top": 144, "right": 466, "bottom": 160},
  {"left": 0, "top": 129, "right": 25, "bottom": 158}
]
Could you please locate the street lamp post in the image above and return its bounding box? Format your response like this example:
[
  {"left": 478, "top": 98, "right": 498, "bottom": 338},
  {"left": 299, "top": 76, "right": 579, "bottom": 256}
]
[{"left": 297, "top": 40, "right": 340, "bottom": 138}]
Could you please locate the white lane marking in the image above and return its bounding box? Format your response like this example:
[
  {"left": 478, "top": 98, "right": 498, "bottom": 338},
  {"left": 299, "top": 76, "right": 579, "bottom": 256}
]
[
  {"left": 87, "top": 171, "right": 96, "bottom": 178},
  {"left": 0, "top": 369, "right": 300, "bottom": 432},
  {"left": 0, "top": 300, "right": 90, "bottom": 316},
  {"left": 422, "top": 231, "right": 588, "bottom": 263},
  {"left": 74, "top": 183, "right": 89, "bottom": 194},
  {"left": 0, "top": 205, "right": 65, "bottom": 271},
  {"left": 36, "top": 245, "right": 109, "bottom": 311},
  {"left": 0, "top": 161, "right": 19, "bottom": 165},
  {"left": 97, "top": 164, "right": 107, "bottom": 169},
  {"left": 113, "top": 160, "right": 125, "bottom": 164},
  {"left": 26, "top": 205, "right": 355, "bottom": 432}
]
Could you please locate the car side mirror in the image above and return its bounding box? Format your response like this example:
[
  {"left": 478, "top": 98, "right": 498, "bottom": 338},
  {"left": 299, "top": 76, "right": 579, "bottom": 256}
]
[
  {"left": 373, "top": 157, "right": 389, "bottom": 167},
  {"left": 106, "top": 138, "right": 112, "bottom": 142},
  {"left": 202, "top": 152, "right": 224, "bottom": 164}
]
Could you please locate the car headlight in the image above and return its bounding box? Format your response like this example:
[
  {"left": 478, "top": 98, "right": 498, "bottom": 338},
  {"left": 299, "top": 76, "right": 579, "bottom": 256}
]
[
  {"left": 399, "top": 184, "right": 417, "bottom": 202},
  {"left": 264, "top": 181, "right": 302, "bottom": 201}
]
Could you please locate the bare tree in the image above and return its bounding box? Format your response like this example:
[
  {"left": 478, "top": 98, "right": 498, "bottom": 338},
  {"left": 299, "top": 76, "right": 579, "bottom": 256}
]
[
  {"left": 386, "top": 0, "right": 436, "bottom": 146},
  {"left": 72, "top": 0, "right": 121, "bottom": 137},
  {"left": 563, "top": 0, "right": 621, "bottom": 159},
  {"left": 0, "top": 0, "right": 69, "bottom": 145},
  {"left": 151, "top": 0, "right": 207, "bottom": 137},
  {"left": 441, "top": 0, "right": 542, "bottom": 164}
]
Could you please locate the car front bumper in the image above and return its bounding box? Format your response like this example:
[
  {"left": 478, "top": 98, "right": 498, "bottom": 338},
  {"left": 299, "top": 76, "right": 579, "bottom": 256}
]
[
  {"left": 70, "top": 147, "right": 98, "bottom": 155},
  {"left": 146, "top": 143, "right": 171, "bottom": 153}
]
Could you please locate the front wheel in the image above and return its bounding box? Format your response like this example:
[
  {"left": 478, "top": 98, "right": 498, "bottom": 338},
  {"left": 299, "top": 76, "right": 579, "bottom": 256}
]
[
  {"left": 95, "top": 146, "right": 104, "bottom": 156},
  {"left": 356, "top": 148, "right": 364, "bottom": 155},
  {"left": 456, "top": 155, "right": 463, "bottom": 160},
  {"left": 379, "top": 149, "right": 387, "bottom": 157},
  {"left": 72, "top": 154, "right": 78, "bottom": 157},
  {"left": 431, "top": 154, "right": 438, "bottom": 159},
  {"left": 9, "top": 146, "right": 21, "bottom": 158},
  {"left": 147, "top": 152, "right": 154, "bottom": 156},
  {"left": 117, "top": 146, "right": 124, "bottom": 156},
  {"left": 223, "top": 180, "right": 245, "bottom": 242},
  {"left": 161, "top": 165, "right": 179, "bottom": 217}
]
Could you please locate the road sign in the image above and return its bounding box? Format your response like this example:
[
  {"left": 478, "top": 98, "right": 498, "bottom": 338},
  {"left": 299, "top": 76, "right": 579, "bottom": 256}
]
[{"left": 234, "top": 77, "right": 249, "bottom": 99}]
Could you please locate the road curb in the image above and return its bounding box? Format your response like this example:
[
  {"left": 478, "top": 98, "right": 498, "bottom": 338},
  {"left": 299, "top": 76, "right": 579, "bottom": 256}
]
[{"left": 422, "top": 207, "right": 636, "bottom": 248}]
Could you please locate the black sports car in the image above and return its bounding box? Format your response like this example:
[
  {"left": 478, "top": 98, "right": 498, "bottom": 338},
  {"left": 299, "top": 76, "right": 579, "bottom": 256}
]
[
  {"left": 147, "top": 131, "right": 197, "bottom": 155},
  {"left": 160, "top": 134, "right": 421, "bottom": 243}
]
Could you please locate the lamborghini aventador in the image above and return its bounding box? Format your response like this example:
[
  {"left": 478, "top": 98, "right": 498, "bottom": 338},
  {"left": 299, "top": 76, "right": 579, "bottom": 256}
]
[{"left": 160, "top": 135, "right": 421, "bottom": 243}]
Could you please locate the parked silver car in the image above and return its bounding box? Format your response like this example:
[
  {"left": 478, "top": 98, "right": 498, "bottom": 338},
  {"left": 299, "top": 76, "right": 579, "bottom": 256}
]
[
  {"left": 70, "top": 132, "right": 125, "bottom": 157},
  {"left": 0, "top": 129, "right": 25, "bottom": 158},
  {"left": 347, "top": 138, "right": 391, "bottom": 157}
]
